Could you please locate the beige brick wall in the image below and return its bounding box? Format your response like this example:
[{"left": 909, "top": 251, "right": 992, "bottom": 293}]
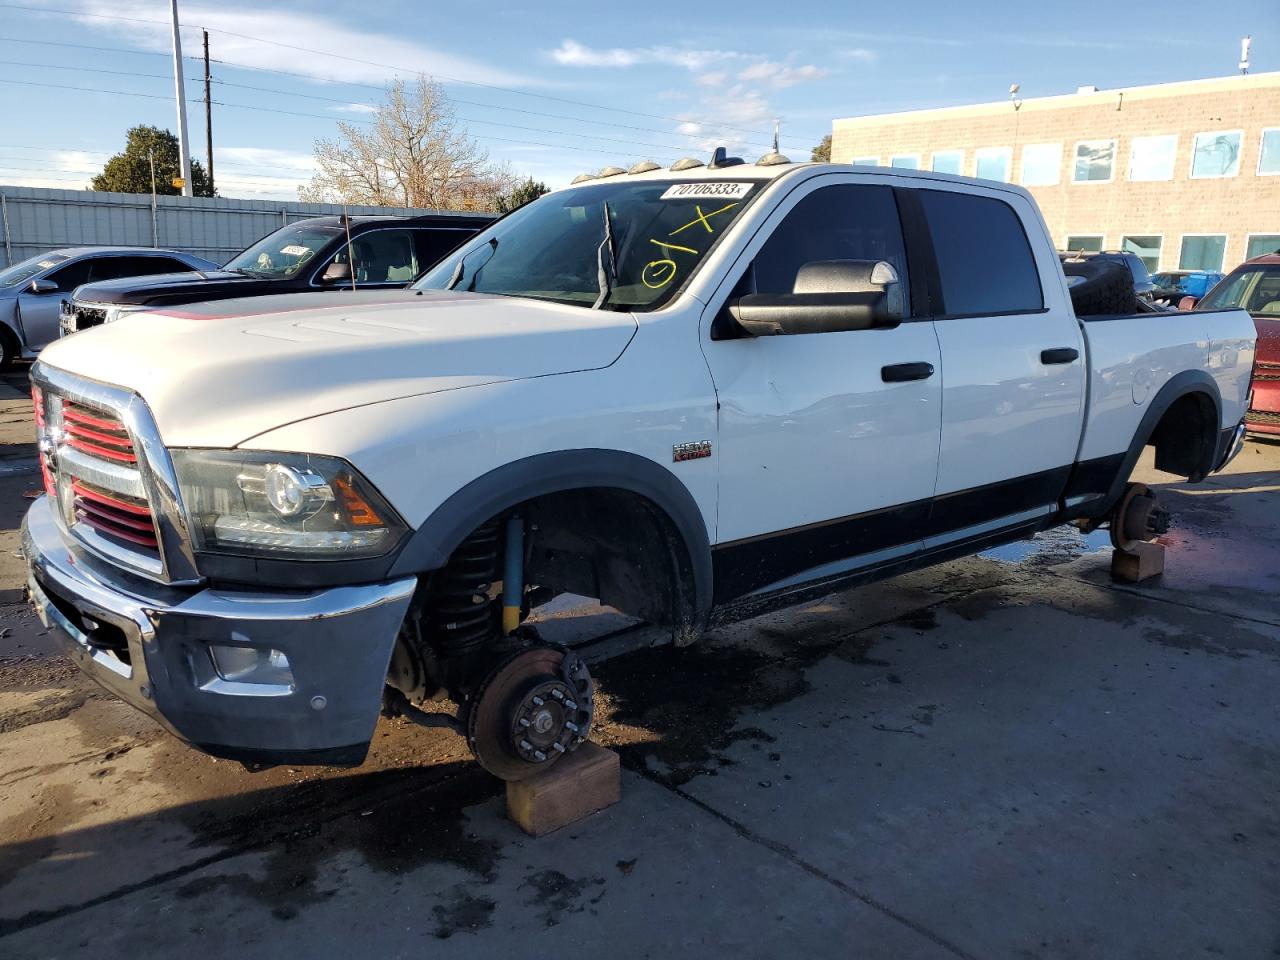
[{"left": 831, "top": 73, "right": 1280, "bottom": 271}]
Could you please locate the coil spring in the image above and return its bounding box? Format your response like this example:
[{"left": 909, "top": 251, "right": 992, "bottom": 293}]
[{"left": 428, "top": 519, "right": 502, "bottom": 662}]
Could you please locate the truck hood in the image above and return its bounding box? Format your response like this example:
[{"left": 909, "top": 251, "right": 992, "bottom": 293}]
[
  {"left": 73, "top": 270, "right": 262, "bottom": 306},
  {"left": 38, "top": 290, "right": 637, "bottom": 447}
]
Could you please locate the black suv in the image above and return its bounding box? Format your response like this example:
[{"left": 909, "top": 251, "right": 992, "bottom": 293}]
[
  {"left": 61, "top": 213, "right": 492, "bottom": 334},
  {"left": 1058, "top": 249, "right": 1154, "bottom": 299}
]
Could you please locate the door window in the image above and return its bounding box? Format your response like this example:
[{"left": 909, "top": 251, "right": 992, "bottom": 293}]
[
  {"left": 919, "top": 189, "right": 1043, "bottom": 316},
  {"left": 44, "top": 259, "right": 94, "bottom": 292},
  {"left": 338, "top": 229, "right": 420, "bottom": 284},
  {"left": 749, "top": 183, "right": 910, "bottom": 309},
  {"left": 117, "top": 256, "right": 194, "bottom": 276}
]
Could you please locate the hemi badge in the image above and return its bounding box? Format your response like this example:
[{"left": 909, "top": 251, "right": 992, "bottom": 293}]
[{"left": 673, "top": 441, "right": 712, "bottom": 463}]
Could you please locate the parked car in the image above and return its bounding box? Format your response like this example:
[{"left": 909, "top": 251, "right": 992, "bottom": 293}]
[
  {"left": 24, "top": 158, "right": 1254, "bottom": 784},
  {"left": 1151, "top": 269, "right": 1225, "bottom": 303},
  {"left": 1059, "top": 250, "right": 1154, "bottom": 299},
  {"left": 59, "top": 214, "right": 492, "bottom": 336},
  {"left": 1185, "top": 253, "right": 1280, "bottom": 436},
  {"left": 0, "top": 247, "right": 219, "bottom": 367}
]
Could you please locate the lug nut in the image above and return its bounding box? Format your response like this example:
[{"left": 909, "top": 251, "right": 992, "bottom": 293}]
[
  {"left": 551, "top": 689, "right": 564, "bottom": 700},
  {"left": 552, "top": 742, "right": 566, "bottom": 753},
  {"left": 532, "top": 696, "right": 544, "bottom": 707},
  {"left": 564, "top": 721, "right": 579, "bottom": 733},
  {"left": 519, "top": 717, "right": 531, "bottom": 727},
  {"left": 520, "top": 739, "right": 533, "bottom": 751},
  {"left": 564, "top": 700, "right": 578, "bottom": 711},
  {"left": 533, "top": 750, "right": 547, "bottom": 762}
]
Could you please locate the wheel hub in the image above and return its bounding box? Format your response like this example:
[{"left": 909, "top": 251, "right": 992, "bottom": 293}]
[{"left": 466, "top": 645, "right": 594, "bottom": 780}]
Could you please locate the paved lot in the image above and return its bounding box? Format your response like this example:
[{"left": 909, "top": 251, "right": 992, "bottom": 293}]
[{"left": 1, "top": 363, "right": 1278, "bottom": 959}]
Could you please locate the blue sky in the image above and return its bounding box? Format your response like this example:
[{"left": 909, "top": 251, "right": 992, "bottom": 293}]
[{"left": 0, "top": 0, "right": 1274, "bottom": 200}]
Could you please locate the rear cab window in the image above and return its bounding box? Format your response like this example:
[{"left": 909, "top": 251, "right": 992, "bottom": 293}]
[{"left": 918, "top": 189, "right": 1043, "bottom": 316}]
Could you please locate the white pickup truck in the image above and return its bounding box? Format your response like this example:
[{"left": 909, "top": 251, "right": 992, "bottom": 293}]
[{"left": 24, "top": 157, "right": 1256, "bottom": 780}]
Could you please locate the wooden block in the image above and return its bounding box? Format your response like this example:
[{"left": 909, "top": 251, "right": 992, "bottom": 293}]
[
  {"left": 1111, "top": 541, "right": 1165, "bottom": 583},
  {"left": 506, "top": 741, "right": 620, "bottom": 837}
]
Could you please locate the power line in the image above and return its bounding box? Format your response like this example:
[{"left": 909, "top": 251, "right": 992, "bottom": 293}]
[
  {"left": 0, "top": 35, "right": 820, "bottom": 152},
  {"left": 0, "top": 2, "right": 823, "bottom": 144}
]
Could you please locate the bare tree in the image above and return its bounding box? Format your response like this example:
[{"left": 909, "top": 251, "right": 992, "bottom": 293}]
[{"left": 300, "top": 77, "right": 518, "bottom": 211}]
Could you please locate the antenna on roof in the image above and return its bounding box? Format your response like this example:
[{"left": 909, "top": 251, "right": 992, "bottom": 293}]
[
  {"left": 772, "top": 119, "right": 780, "bottom": 154},
  {"left": 1239, "top": 35, "right": 1251, "bottom": 75}
]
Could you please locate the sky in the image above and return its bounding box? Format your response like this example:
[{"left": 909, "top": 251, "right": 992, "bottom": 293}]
[{"left": 0, "top": 0, "right": 1274, "bottom": 201}]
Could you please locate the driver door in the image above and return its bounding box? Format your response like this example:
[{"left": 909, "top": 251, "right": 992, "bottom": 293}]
[
  {"left": 17, "top": 257, "right": 94, "bottom": 350},
  {"left": 701, "top": 177, "right": 943, "bottom": 601}
]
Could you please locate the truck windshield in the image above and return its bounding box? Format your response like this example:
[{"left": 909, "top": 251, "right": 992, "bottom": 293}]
[
  {"left": 415, "top": 179, "right": 762, "bottom": 311},
  {"left": 1198, "top": 265, "right": 1280, "bottom": 315},
  {"left": 0, "top": 252, "right": 69, "bottom": 288},
  {"left": 224, "top": 224, "right": 342, "bottom": 278}
]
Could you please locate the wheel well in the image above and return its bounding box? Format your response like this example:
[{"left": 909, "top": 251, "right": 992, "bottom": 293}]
[
  {"left": 1147, "top": 390, "right": 1218, "bottom": 481},
  {"left": 0, "top": 323, "right": 20, "bottom": 368},
  {"left": 515, "top": 488, "right": 700, "bottom": 639}
]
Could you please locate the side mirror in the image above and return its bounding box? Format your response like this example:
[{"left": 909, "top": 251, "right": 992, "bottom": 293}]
[
  {"left": 319, "top": 261, "right": 352, "bottom": 284},
  {"left": 1178, "top": 295, "right": 1199, "bottom": 311},
  {"left": 723, "top": 260, "right": 904, "bottom": 338},
  {"left": 28, "top": 278, "right": 58, "bottom": 295}
]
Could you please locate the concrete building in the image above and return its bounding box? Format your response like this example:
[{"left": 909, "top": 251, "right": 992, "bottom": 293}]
[{"left": 831, "top": 72, "right": 1280, "bottom": 274}]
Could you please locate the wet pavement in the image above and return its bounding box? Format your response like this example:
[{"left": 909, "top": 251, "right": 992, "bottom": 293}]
[{"left": 1, "top": 362, "right": 1278, "bottom": 959}]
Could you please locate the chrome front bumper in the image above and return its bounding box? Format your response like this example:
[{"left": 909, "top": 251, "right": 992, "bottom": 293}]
[{"left": 23, "top": 496, "right": 416, "bottom": 766}]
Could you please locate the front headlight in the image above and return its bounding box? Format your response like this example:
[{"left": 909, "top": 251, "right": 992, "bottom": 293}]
[
  {"left": 104, "top": 304, "right": 147, "bottom": 324},
  {"left": 171, "top": 450, "right": 407, "bottom": 561}
]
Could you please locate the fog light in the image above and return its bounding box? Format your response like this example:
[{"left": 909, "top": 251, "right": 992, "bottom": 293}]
[{"left": 209, "top": 645, "right": 294, "bottom": 687}]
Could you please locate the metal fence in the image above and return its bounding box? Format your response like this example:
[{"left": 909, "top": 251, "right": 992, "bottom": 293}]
[{"left": 0, "top": 185, "right": 489, "bottom": 268}]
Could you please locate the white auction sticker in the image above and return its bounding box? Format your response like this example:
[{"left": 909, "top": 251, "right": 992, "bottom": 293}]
[
  {"left": 280, "top": 244, "right": 311, "bottom": 257},
  {"left": 660, "top": 182, "right": 753, "bottom": 200}
]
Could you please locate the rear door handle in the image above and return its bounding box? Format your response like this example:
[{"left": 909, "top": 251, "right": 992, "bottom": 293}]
[
  {"left": 1041, "top": 347, "right": 1079, "bottom": 365},
  {"left": 881, "top": 361, "right": 935, "bottom": 383}
]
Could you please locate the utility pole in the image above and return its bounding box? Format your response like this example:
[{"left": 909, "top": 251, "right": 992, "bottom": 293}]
[
  {"left": 168, "top": 0, "right": 194, "bottom": 197},
  {"left": 203, "top": 29, "right": 214, "bottom": 196}
]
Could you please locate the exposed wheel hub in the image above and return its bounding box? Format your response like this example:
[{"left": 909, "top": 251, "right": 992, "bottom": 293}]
[
  {"left": 1111, "top": 482, "right": 1171, "bottom": 552},
  {"left": 466, "top": 645, "right": 594, "bottom": 780}
]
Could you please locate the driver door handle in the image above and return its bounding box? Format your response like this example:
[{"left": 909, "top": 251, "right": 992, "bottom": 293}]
[
  {"left": 881, "top": 361, "right": 935, "bottom": 383},
  {"left": 1040, "top": 347, "right": 1079, "bottom": 365}
]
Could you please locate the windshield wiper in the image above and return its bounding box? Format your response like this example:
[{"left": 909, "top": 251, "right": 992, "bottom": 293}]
[
  {"left": 447, "top": 238, "right": 499, "bottom": 291},
  {"left": 593, "top": 201, "right": 617, "bottom": 310}
]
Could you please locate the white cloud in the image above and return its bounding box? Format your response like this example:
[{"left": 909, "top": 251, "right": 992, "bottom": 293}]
[
  {"left": 548, "top": 39, "right": 741, "bottom": 72},
  {"left": 841, "top": 48, "right": 878, "bottom": 64},
  {"left": 215, "top": 147, "right": 317, "bottom": 174},
  {"left": 66, "top": 0, "right": 535, "bottom": 87},
  {"left": 331, "top": 103, "right": 379, "bottom": 115},
  {"left": 696, "top": 71, "right": 728, "bottom": 88},
  {"left": 736, "top": 61, "right": 829, "bottom": 89}
]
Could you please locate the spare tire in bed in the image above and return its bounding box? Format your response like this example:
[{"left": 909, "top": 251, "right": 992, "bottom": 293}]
[{"left": 1062, "top": 258, "right": 1137, "bottom": 316}]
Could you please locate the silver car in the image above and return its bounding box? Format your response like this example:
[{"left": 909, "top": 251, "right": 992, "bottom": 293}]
[{"left": 0, "top": 247, "right": 219, "bottom": 368}]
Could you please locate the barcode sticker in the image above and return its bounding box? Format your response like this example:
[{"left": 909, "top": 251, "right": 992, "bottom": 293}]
[{"left": 660, "top": 182, "right": 753, "bottom": 200}]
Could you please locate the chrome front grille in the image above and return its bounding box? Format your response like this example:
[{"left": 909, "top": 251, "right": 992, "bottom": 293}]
[{"left": 31, "top": 362, "right": 200, "bottom": 585}]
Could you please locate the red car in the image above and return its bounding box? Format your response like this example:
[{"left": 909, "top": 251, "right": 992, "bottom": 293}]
[{"left": 1193, "top": 253, "right": 1280, "bottom": 437}]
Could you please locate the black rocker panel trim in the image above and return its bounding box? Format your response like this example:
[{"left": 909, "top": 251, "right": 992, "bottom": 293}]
[{"left": 712, "top": 465, "right": 1072, "bottom": 604}]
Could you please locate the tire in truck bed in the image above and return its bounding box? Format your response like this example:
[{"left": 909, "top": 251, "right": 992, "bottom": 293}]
[{"left": 1062, "top": 258, "right": 1137, "bottom": 316}]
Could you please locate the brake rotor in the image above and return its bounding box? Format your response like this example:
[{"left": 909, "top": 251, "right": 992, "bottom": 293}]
[
  {"left": 1110, "top": 482, "right": 1170, "bottom": 551},
  {"left": 465, "top": 645, "right": 594, "bottom": 781}
]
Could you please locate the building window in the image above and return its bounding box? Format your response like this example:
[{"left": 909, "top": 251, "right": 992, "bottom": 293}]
[
  {"left": 1073, "top": 140, "right": 1115, "bottom": 182},
  {"left": 1179, "top": 235, "right": 1227, "bottom": 272},
  {"left": 1064, "top": 235, "right": 1104, "bottom": 253},
  {"left": 975, "top": 147, "right": 1011, "bottom": 182},
  {"left": 1259, "top": 129, "right": 1280, "bottom": 176},
  {"left": 1020, "top": 143, "right": 1061, "bottom": 186},
  {"left": 1190, "top": 131, "right": 1242, "bottom": 178},
  {"left": 1121, "top": 235, "right": 1162, "bottom": 272},
  {"left": 931, "top": 150, "right": 963, "bottom": 175},
  {"left": 890, "top": 155, "right": 920, "bottom": 170},
  {"left": 1128, "top": 135, "right": 1177, "bottom": 182},
  {"left": 1246, "top": 235, "right": 1280, "bottom": 260},
  {"left": 852, "top": 156, "right": 879, "bottom": 167}
]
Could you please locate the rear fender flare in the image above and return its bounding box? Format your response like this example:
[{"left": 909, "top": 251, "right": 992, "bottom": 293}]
[{"left": 1103, "top": 369, "right": 1222, "bottom": 506}]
